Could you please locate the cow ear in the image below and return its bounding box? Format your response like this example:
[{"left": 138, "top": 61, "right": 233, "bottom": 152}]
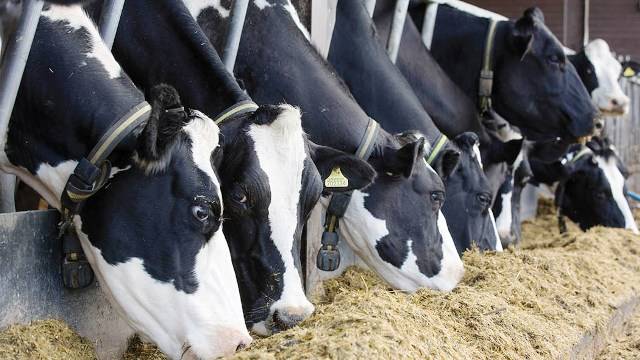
[
  {"left": 524, "top": 7, "right": 545, "bottom": 24},
  {"left": 510, "top": 8, "right": 539, "bottom": 59},
  {"left": 432, "top": 148, "right": 460, "bottom": 180},
  {"left": 136, "top": 84, "right": 188, "bottom": 171},
  {"left": 308, "top": 141, "right": 376, "bottom": 193},
  {"left": 383, "top": 137, "right": 426, "bottom": 178}
]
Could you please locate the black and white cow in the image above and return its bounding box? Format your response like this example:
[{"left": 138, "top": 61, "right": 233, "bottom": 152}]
[
  {"left": 1, "top": 5, "right": 250, "bottom": 358},
  {"left": 94, "top": 0, "right": 376, "bottom": 336},
  {"left": 568, "top": 39, "right": 630, "bottom": 116},
  {"left": 326, "top": 0, "right": 501, "bottom": 254},
  {"left": 413, "top": 1, "right": 597, "bottom": 141},
  {"left": 530, "top": 138, "right": 638, "bottom": 233},
  {"left": 370, "top": 0, "right": 489, "bottom": 145},
  {"left": 188, "top": 0, "right": 465, "bottom": 292}
]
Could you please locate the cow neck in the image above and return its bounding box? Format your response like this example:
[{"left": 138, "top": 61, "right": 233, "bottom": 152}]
[
  {"left": 7, "top": 17, "right": 145, "bottom": 174},
  {"left": 430, "top": 5, "right": 508, "bottom": 106},
  {"left": 372, "top": 8, "right": 487, "bottom": 142},
  {"left": 327, "top": 0, "right": 441, "bottom": 147},
  {"left": 232, "top": 3, "right": 378, "bottom": 155},
  {"left": 107, "top": 0, "right": 251, "bottom": 136}
]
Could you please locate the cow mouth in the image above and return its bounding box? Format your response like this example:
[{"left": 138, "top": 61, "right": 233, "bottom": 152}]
[{"left": 598, "top": 107, "right": 627, "bottom": 116}]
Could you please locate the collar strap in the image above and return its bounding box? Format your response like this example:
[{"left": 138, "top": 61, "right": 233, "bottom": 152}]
[
  {"left": 317, "top": 118, "right": 380, "bottom": 272},
  {"left": 425, "top": 134, "right": 449, "bottom": 165},
  {"left": 570, "top": 146, "right": 591, "bottom": 163},
  {"left": 478, "top": 19, "right": 498, "bottom": 115},
  {"left": 213, "top": 100, "right": 259, "bottom": 125},
  {"left": 60, "top": 101, "right": 152, "bottom": 230}
]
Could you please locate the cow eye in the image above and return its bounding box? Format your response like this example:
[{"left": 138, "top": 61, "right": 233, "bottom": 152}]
[
  {"left": 192, "top": 205, "right": 209, "bottom": 222},
  {"left": 232, "top": 191, "right": 247, "bottom": 204},
  {"left": 477, "top": 193, "right": 492, "bottom": 208},
  {"left": 430, "top": 191, "right": 445, "bottom": 210},
  {"left": 595, "top": 191, "right": 607, "bottom": 200}
]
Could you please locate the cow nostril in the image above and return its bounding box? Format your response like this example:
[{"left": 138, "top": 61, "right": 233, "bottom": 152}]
[
  {"left": 272, "top": 309, "right": 305, "bottom": 332},
  {"left": 236, "top": 342, "right": 247, "bottom": 352},
  {"left": 612, "top": 99, "right": 619, "bottom": 106}
]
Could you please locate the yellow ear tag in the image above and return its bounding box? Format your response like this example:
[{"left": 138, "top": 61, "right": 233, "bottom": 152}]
[
  {"left": 325, "top": 167, "right": 349, "bottom": 188},
  {"left": 624, "top": 67, "right": 636, "bottom": 77}
]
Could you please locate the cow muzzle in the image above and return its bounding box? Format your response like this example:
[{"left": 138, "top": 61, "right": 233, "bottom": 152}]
[{"left": 181, "top": 327, "right": 252, "bottom": 359}]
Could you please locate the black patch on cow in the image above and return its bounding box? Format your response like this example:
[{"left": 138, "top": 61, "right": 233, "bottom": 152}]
[
  {"left": 80, "top": 137, "right": 218, "bottom": 294},
  {"left": 569, "top": 51, "right": 599, "bottom": 95}
]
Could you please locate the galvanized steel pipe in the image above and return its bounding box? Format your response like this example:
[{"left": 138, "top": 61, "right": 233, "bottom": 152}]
[
  {"left": 98, "top": 0, "right": 125, "bottom": 50},
  {"left": 386, "top": 0, "right": 409, "bottom": 63},
  {"left": 0, "top": 0, "right": 45, "bottom": 213},
  {"left": 223, "top": 0, "right": 250, "bottom": 73}
]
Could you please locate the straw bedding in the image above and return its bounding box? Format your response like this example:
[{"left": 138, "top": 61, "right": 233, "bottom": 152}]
[{"left": 1, "top": 199, "right": 639, "bottom": 359}]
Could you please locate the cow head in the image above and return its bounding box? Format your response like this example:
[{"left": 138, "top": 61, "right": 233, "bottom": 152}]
[
  {"left": 557, "top": 138, "right": 638, "bottom": 233},
  {"left": 2, "top": 6, "right": 251, "bottom": 358},
  {"left": 443, "top": 133, "right": 501, "bottom": 254},
  {"left": 495, "top": 7, "right": 597, "bottom": 141},
  {"left": 78, "top": 85, "right": 252, "bottom": 359},
  {"left": 492, "top": 152, "right": 531, "bottom": 247},
  {"left": 578, "top": 39, "right": 629, "bottom": 116},
  {"left": 324, "top": 131, "right": 464, "bottom": 292},
  {"left": 219, "top": 105, "right": 376, "bottom": 335}
]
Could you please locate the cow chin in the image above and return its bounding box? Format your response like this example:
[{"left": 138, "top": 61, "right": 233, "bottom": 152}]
[{"left": 74, "top": 220, "right": 250, "bottom": 360}]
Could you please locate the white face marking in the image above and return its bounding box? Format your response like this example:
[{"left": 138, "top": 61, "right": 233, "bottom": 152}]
[
  {"left": 488, "top": 209, "right": 504, "bottom": 251},
  {"left": 595, "top": 156, "right": 639, "bottom": 234},
  {"left": 472, "top": 143, "right": 483, "bottom": 169},
  {"left": 75, "top": 220, "right": 249, "bottom": 359},
  {"left": 585, "top": 39, "right": 629, "bottom": 115},
  {"left": 282, "top": 0, "right": 311, "bottom": 41},
  {"left": 183, "top": 110, "right": 222, "bottom": 191},
  {"left": 247, "top": 105, "right": 314, "bottom": 335},
  {"left": 185, "top": 0, "right": 230, "bottom": 18},
  {"left": 42, "top": 5, "right": 122, "bottom": 79},
  {"left": 495, "top": 182, "right": 513, "bottom": 243},
  {"left": 335, "top": 190, "right": 463, "bottom": 292},
  {"left": 254, "top": 0, "right": 273, "bottom": 10}
]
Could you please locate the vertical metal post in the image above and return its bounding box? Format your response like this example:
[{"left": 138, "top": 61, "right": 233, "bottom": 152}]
[
  {"left": 222, "top": 0, "right": 250, "bottom": 73},
  {"left": 98, "top": 0, "right": 126, "bottom": 50},
  {"left": 364, "top": 0, "right": 377, "bottom": 17},
  {"left": 0, "top": 0, "right": 45, "bottom": 213},
  {"left": 583, "top": 0, "right": 590, "bottom": 46},
  {"left": 386, "top": 0, "right": 409, "bottom": 64}
]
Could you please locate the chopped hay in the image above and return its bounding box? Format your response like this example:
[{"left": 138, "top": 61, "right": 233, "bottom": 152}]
[
  {"left": 230, "top": 201, "right": 640, "bottom": 359},
  {"left": 123, "top": 335, "right": 167, "bottom": 360},
  {"left": 2, "top": 200, "right": 639, "bottom": 359},
  {"left": 597, "top": 309, "right": 640, "bottom": 359},
  {"left": 0, "top": 320, "right": 95, "bottom": 360}
]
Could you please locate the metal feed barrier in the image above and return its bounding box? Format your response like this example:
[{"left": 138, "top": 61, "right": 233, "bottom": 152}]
[{"left": 0, "top": 1, "right": 251, "bottom": 357}]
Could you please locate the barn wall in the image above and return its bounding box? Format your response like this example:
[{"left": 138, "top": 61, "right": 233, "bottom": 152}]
[
  {"left": 604, "top": 77, "right": 640, "bottom": 192},
  {"left": 590, "top": 0, "right": 640, "bottom": 60}
]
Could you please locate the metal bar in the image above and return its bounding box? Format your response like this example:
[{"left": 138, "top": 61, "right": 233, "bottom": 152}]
[
  {"left": 364, "top": 0, "right": 377, "bottom": 17},
  {"left": 222, "top": 0, "right": 250, "bottom": 73},
  {"left": 0, "top": 0, "right": 45, "bottom": 213},
  {"left": 386, "top": 0, "right": 409, "bottom": 63},
  {"left": 583, "top": 0, "right": 590, "bottom": 46},
  {"left": 98, "top": 0, "right": 126, "bottom": 50}
]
